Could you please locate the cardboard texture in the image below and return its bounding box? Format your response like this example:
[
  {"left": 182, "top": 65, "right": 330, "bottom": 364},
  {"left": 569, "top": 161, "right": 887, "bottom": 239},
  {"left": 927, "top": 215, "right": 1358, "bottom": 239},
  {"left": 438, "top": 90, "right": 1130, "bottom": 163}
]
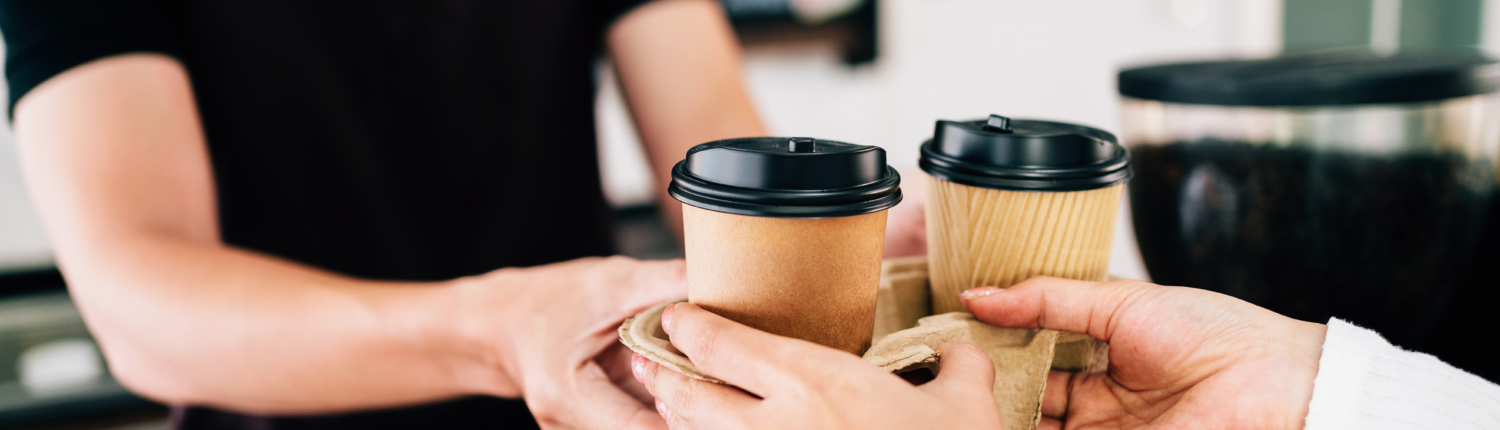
[
  {"left": 865, "top": 313, "right": 1061, "bottom": 430},
  {"left": 620, "top": 300, "right": 725, "bottom": 384},
  {"left": 925, "top": 176, "right": 1124, "bottom": 315},
  {"left": 872, "top": 255, "right": 931, "bottom": 342},
  {"left": 683, "top": 204, "right": 888, "bottom": 355},
  {"left": 620, "top": 257, "right": 1105, "bottom": 430},
  {"left": 1052, "top": 332, "right": 1110, "bottom": 373}
]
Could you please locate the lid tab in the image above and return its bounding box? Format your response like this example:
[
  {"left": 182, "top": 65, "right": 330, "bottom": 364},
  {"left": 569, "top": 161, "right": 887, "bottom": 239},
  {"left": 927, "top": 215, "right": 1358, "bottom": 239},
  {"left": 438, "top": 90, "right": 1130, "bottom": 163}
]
[
  {"left": 983, "top": 115, "right": 1013, "bottom": 133},
  {"left": 789, "top": 137, "right": 817, "bottom": 153},
  {"left": 919, "top": 115, "right": 1132, "bottom": 192},
  {"left": 669, "top": 137, "right": 903, "bottom": 218}
]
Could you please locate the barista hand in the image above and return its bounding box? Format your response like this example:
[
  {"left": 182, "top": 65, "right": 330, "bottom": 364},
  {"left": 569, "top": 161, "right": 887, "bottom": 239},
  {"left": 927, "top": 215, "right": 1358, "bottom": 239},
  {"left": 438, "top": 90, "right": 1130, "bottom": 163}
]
[
  {"left": 458, "top": 256, "right": 686, "bottom": 429},
  {"left": 962, "top": 277, "right": 1326, "bottom": 430},
  {"left": 634, "top": 303, "right": 1002, "bottom": 429}
]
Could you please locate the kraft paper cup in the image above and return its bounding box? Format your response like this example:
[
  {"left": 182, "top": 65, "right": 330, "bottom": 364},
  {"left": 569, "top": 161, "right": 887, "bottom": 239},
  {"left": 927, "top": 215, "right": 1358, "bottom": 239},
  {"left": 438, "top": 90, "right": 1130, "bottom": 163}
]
[
  {"left": 669, "top": 137, "right": 903, "bottom": 355},
  {"left": 684, "top": 205, "right": 888, "bottom": 355}
]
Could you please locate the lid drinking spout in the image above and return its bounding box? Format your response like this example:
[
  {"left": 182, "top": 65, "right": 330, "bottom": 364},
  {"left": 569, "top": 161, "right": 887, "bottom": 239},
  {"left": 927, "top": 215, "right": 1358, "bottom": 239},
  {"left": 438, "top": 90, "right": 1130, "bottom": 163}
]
[
  {"left": 789, "top": 137, "right": 818, "bottom": 153},
  {"left": 983, "top": 115, "right": 1014, "bottom": 133}
]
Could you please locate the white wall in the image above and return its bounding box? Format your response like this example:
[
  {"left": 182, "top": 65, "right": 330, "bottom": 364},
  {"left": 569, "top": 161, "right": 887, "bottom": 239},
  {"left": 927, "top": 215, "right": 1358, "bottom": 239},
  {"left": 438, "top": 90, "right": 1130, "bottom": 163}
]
[{"left": 598, "top": 0, "right": 1285, "bottom": 280}]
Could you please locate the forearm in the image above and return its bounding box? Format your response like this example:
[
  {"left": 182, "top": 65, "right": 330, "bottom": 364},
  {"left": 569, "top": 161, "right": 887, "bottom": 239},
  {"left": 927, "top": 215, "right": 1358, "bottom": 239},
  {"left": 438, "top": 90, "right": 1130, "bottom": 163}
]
[
  {"left": 637, "top": 75, "right": 764, "bottom": 238},
  {"left": 639, "top": 82, "right": 764, "bottom": 238},
  {"left": 609, "top": 0, "right": 767, "bottom": 238},
  {"left": 13, "top": 53, "right": 518, "bottom": 414},
  {"left": 61, "top": 231, "right": 516, "bottom": 414}
]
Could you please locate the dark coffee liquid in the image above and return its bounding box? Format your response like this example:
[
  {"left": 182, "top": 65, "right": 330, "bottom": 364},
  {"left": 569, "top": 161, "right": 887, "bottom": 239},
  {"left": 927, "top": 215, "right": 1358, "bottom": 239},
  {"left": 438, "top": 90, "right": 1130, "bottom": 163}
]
[{"left": 1129, "top": 140, "right": 1495, "bottom": 376}]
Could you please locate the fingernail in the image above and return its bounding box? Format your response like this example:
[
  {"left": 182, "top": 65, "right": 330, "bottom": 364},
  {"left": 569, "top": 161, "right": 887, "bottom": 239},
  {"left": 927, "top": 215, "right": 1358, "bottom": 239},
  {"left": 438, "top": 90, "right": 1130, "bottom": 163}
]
[
  {"left": 661, "top": 303, "right": 677, "bottom": 334},
  {"left": 959, "top": 287, "right": 1003, "bottom": 303},
  {"left": 632, "top": 354, "right": 647, "bottom": 383},
  {"left": 655, "top": 399, "right": 671, "bottom": 420}
]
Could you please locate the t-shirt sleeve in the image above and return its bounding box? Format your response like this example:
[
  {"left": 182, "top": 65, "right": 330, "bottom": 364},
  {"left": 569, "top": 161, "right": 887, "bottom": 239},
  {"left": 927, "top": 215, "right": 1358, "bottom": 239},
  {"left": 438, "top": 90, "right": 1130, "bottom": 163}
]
[
  {"left": 0, "top": 0, "right": 180, "bottom": 117},
  {"left": 600, "top": 0, "right": 665, "bottom": 28}
]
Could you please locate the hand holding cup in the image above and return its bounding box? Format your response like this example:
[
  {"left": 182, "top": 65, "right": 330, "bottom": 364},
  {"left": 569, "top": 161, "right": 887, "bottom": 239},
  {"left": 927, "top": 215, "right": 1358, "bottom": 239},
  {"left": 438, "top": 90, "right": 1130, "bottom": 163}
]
[{"left": 634, "top": 302, "right": 1003, "bottom": 429}]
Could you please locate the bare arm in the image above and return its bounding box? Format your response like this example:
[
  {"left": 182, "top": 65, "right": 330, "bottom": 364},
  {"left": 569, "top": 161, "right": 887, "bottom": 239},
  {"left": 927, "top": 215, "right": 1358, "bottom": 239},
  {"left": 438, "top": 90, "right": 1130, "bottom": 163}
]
[
  {"left": 15, "top": 3, "right": 722, "bottom": 423},
  {"left": 14, "top": 54, "right": 513, "bottom": 414},
  {"left": 608, "top": 0, "right": 767, "bottom": 239}
]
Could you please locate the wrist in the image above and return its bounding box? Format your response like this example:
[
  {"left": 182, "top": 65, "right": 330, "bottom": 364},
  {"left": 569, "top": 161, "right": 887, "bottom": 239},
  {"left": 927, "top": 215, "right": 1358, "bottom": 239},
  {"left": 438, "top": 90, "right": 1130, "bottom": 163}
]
[
  {"left": 431, "top": 271, "right": 527, "bottom": 397},
  {"left": 1290, "top": 320, "right": 1328, "bottom": 429}
]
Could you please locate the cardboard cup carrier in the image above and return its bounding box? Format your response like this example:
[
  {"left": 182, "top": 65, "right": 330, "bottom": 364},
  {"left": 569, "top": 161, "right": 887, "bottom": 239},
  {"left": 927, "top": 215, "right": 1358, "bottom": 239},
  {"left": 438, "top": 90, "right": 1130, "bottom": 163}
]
[
  {"left": 921, "top": 115, "right": 1132, "bottom": 314},
  {"left": 620, "top": 257, "right": 1107, "bottom": 430},
  {"left": 667, "top": 137, "right": 902, "bottom": 355}
]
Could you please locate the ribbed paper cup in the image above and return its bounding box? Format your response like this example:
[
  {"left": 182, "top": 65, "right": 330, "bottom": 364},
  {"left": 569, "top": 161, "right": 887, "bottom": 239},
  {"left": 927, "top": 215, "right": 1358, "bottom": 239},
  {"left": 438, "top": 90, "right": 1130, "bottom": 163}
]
[
  {"left": 919, "top": 115, "right": 1132, "bottom": 315},
  {"left": 926, "top": 178, "right": 1123, "bottom": 314},
  {"left": 685, "top": 205, "right": 888, "bottom": 355}
]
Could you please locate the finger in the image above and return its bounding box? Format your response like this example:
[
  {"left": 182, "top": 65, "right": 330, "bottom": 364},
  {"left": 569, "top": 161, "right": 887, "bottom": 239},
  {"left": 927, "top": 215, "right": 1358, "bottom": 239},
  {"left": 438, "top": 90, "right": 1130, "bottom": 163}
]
[
  {"left": 919, "top": 343, "right": 995, "bottom": 399},
  {"left": 960, "top": 276, "right": 1161, "bottom": 342},
  {"left": 639, "top": 356, "right": 757, "bottom": 429},
  {"left": 1042, "top": 370, "right": 1072, "bottom": 418},
  {"left": 600, "top": 342, "right": 654, "bottom": 406},
  {"left": 546, "top": 360, "right": 667, "bottom": 430},
  {"left": 662, "top": 303, "right": 863, "bottom": 396},
  {"left": 655, "top": 400, "right": 683, "bottom": 430},
  {"left": 591, "top": 259, "right": 687, "bottom": 347},
  {"left": 1038, "top": 417, "right": 1063, "bottom": 430},
  {"left": 624, "top": 259, "right": 689, "bottom": 310}
]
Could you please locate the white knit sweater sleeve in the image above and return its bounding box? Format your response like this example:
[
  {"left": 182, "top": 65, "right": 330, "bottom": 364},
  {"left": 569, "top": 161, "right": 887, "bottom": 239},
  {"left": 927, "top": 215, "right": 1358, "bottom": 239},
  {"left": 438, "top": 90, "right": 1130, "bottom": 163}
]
[{"left": 1302, "top": 318, "right": 1500, "bottom": 429}]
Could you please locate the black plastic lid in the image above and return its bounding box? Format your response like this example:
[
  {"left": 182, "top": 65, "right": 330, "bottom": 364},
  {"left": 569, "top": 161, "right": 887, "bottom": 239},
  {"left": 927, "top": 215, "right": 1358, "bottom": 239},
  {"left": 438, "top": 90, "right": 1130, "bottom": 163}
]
[
  {"left": 918, "top": 115, "right": 1131, "bottom": 192},
  {"left": 668, "top": 137, "right": 902, "bottom": 218},
  {"left": 1119, "top": 49, "right": 1500, "bottom": 106}
]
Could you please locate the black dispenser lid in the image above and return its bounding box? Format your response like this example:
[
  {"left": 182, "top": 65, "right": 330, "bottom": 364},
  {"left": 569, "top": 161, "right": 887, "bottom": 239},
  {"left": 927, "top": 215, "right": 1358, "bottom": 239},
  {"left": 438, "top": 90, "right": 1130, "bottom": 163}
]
[
  {"left": 1118, "top": 49, "right": 1500, "bottom": 106},
  {"left": 668, "top": 137, "right": 902, "bottom": 218},
  {"left": 918, "top": 115, "right": 1131, "bottom": 192}
]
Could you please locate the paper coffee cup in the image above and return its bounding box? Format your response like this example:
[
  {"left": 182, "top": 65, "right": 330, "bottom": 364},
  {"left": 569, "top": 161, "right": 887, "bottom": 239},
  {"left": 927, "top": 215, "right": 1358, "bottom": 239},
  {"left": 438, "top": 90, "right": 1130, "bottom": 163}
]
[
  {"left": 920, "top": 115, "right": 1132, "bottom": 314},
  {"left": 669, "top": 137, "right": 903, "bottom": 355}
]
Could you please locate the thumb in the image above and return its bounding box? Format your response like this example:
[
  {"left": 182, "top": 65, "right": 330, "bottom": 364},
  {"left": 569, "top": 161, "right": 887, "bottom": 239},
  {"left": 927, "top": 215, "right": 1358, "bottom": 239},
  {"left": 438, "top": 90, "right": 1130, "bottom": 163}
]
[
  {"left": 643, "top": 259, "right": 687, "bottom": 293},
  {"left": 919, "top": 343, "right": 996, "bottom": 399},
  {"left": 623, "top": 259, "right": 688, "bottom": 308},
  {"left": 960, "top": 276, "right": 1160, "bottom": 343}
]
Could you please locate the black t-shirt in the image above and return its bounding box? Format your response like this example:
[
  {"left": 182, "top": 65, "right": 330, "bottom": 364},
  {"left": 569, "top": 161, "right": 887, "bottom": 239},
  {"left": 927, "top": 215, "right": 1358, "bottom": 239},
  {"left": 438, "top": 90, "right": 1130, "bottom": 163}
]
[{"left": 1, "top": 0, "right": 650, "bottom": 427}]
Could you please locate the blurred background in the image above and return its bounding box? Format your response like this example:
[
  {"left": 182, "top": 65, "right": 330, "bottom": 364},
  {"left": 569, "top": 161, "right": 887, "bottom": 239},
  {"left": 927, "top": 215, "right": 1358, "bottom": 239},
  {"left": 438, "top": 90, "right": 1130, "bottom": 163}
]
[{"left": 2, "top": 0, "right": 1497, "bottom": 428}]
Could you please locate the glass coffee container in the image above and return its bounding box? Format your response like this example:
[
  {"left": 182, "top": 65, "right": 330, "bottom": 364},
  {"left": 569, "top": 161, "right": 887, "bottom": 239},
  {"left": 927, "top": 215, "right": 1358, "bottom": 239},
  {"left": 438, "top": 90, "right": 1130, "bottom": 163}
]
[{"left": 1118, "top": 50, "right": 1500, "bottom": 378}]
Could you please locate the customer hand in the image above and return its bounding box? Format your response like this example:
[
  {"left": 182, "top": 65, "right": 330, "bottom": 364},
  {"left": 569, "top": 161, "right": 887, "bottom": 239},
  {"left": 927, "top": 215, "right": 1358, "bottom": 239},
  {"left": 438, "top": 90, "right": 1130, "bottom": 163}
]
[
  {"left": 456, "top": 256, "right": 686, "bottom": 429},
  {"left": 634, "top": 302, "right": 1002, "bottom": 429},
  {"left": 961, "top": 277, "right": 1327, "bottom": 430}
]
